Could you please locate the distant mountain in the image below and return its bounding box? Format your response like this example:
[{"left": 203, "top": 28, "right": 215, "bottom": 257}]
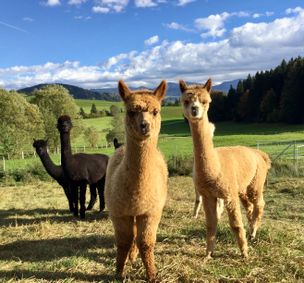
[
  {"left": 18, "top": 79, "right": 240, "bottom": 102},
  {"left": 18, "top": 83, "right": 120, "bottom": 101},
  {"left": 93, "top": 79, "right": 240, "bottom": 99}
]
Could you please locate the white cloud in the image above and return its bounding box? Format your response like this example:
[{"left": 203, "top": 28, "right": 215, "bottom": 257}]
[
  {"left": 195, "top": 12, "right": 230, "bottom": 38},
  {"left": 253, "top": 11, "right": 274, "bottom": 18},
  {"left": 68, "top": 0, "right": 87, "bottom": 5},
  {"left": 195, "top": 11, "right": 251, "bottom": 38},
  {"left": 164, "top": 22, "right": 194, "bottom": 32},
  {"left": 144, "top": 35, "right": 159, "bottom": 46},
  {"left": 1, "top": 7, "right": 304, "bottom": 89},
  {"left": 93, "top": 0, "right": 129, "bottom": 13},
  {"left": 134, "top": 0, "right": 157, "bottom": 8},
  {"left": 23, "top": 17, "right": 34, "bottom": 22},
  {"left": 92, "top": 6, "right": 110, "bottom": 13},
  {"left": 44, "top": 0, "right": 61, "bottom": 6},
  {"left": 177, "top": 0, "right": 196, "bottom": 6}
]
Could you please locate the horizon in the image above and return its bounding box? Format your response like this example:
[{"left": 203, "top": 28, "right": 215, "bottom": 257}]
[{"left": 0, "top": 0, "right": 303, "bottom": 89}]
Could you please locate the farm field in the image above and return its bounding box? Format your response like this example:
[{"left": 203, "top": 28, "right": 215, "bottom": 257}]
[{"left": 0, "top": 176, "right": 303, "bottom": 282}]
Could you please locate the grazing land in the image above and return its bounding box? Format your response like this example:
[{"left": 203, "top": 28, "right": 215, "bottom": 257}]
[{"left": 0, "top": 176, "right": 303, "bottom": 282}]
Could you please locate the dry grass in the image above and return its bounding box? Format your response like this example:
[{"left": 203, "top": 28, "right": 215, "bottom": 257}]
[{"left": 0, "top": 177, "right": 303, "bottom": 282}]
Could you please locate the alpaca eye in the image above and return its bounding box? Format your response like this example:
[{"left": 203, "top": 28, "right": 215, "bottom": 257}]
[
  {"left": 184, "top": 100, "right": 189, "bottom": 106},
  {"left": 153, "top": 110, "right": 158, "bottom": 116}
]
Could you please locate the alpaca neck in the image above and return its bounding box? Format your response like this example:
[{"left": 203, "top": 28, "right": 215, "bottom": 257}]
[
  {"left": 189, "top": 115, "right": 220, "bottom": 178},
  {"left": 59, "top": 131, "right": 74, "bottom": 169},
  {"left": 38, "top": 151, "right": 62, "bottom": 180},
  {"left": 125, "top": 135, "right": 158, "bottom": 174}
]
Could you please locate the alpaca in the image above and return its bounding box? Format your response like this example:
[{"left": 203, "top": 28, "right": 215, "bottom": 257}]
[
  {"left": 33, "top": 139, "right": 99, "bottom": 212},
  {"left": 113, "top": 138, "right": 123, "bottom": 149},
  {"left": 105, "top": 80, "right": 168, "bottom": 282},
  {"left": 179, "top": 78, "right": 271, "bottom": 258},
  {"left": 57, "top": 116, "right": 109, "bottom": 219},
  {"left": 192, "top": 124, "right": 225, "bottom": 219}
]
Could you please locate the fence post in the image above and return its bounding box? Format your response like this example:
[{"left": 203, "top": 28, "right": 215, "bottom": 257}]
[
  {"left": 257, "top": 142, "right": 260, "bottom": 150},
  {"left": 2, "top": 157, "right": 5, "bottom": 172},
  {"left": 21, "top": 151, "right": 24, "bottom": 159}
]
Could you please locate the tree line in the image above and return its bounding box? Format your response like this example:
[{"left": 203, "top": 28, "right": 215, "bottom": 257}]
[{"left": 208, "top": 56, "right": 304, "bottom": 124}]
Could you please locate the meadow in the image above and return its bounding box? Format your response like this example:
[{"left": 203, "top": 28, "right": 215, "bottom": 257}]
[
  {"left": 1, "top": 99, "right": 304, "bottom": 282},
  {"left": 1, "top": 100, "right": 304, "bottom": 171},
  {"left": 0, "top": 175, "right": 303, "bottom": 282}
]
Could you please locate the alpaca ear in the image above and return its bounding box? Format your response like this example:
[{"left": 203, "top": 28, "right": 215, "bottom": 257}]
[
  {"left": 153, "top": 80, "right": 167, "bottom": 101},
  {"left": 204, "top": 78, "right": 212, "bottom": 93},
  {"left": 118, "top": 80, "right": 131, "bottom": 101},
  {"left": 179, "top": 80, "right": 187, "bottom": 93}
]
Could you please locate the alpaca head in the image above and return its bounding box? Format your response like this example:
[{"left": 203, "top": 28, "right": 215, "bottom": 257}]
[
  {"left": 57, "top": 115, "right": 73, "bottom": 133},
  {"left": 33, "top": 139, "right": 48, "bottom": 155},
  {"left": 118, "top": 80, "right": 167, "bottom": 141},
  {"left": 179, "top": 78, "right": 212, "bottom": 121}
]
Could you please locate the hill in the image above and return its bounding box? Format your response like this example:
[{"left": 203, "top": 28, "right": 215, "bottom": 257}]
[
  {"left": 92, "top": 79, "right": 240, "bottom": 98},
  {"left": 17, "top": 79, "right": 239, "bottom": 102},
  {"left": 18, "top": 83, "right": 120, "bottom": 101}
]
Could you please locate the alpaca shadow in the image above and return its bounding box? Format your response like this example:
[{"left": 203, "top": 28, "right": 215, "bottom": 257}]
[
  {"left": 0, "top": 234, "right": 115, "bottom": 263},
  {"left": 0, "top": 269, "right": 115, "bottom": 282},
  {"left": 0, "top": 208, "right": 109, "bottom": 228}
]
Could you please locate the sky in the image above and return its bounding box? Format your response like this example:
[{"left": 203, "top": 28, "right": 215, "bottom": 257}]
[{"left": 0, "top": 0, "right": 304, "bottom": 89}]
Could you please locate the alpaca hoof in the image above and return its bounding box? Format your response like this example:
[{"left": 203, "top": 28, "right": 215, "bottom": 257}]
[
  {"left": 99, "top": 205, "right": 105, "bottom": 212},
  {"left": 242, "top": 250, "right": 249, "bottom": 259}
]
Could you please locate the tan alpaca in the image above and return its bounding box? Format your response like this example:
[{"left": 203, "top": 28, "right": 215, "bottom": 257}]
[
  {"left": 105, "top": 80, "right": 168, "bottom": 282},
  {"left": 179, "top": 78, "right": 271, "bottom": 258}
]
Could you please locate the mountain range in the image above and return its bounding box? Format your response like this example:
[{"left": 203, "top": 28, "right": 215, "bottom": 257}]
[{"left": 18, "top": 79, "right": 240, "bottom": 101}]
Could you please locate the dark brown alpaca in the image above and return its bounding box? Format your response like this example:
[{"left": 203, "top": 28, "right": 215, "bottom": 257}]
[
  {"left": 33, "top": 139, "right": 99, "bottom": 212},
  {"left": 113, "top": 138, "right": 123, "bottom": 149},
  {"left": 57, "top": 115, "right": 108, "bottom": 218}
]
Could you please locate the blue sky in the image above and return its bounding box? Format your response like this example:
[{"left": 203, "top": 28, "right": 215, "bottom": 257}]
[{"left": 0, "top": 0, "right": 303, "bottom": 89}]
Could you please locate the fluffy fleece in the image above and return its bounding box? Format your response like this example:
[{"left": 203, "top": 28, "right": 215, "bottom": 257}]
[
  {"left": 105, "top": 80, "right": 168, "bottom": 282},
  {"left": 180, "top": 78, "right": 271, "bottom": 258}
]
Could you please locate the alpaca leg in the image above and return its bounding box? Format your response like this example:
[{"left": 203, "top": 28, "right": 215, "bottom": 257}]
[
  {"left": 136, "top": 214, "right": 160, "bottom": 282},
  {"left": 193, "top": 188, "right": 202, "bottom": 218},
  {"left": 249, "top": 171, "right": 267, "bottom": 240},
  {"left": 63, "top": 185, "right": 74, "bottom": 213},
  {"left": 202, "top": 196, "right": 218, "bottom": 258},
  {"left": 129, "top": 220, "right": 138, "bottom": 264},
  {"left": 72, "top": 184, "right": 79, "bottom": 217},
  {"left": 240, "top": 195, "right": 254, "bottom": 226},
  {"left": 216, "top": 198, "right": 225, "bottom": 220},
  {"left": 97, "top": 177, "right": 105, "bottom": 212},
  {"left": 87, "top": 184, "right": 97, "bottom": 210},
  {"left": 79, "top": 183, "right": 86, "bottom": 219},
  {"left": 112, "top": 216, "right": 135, "bottom": 279},
  {"left": 250, "top": 195, "right": 265, "bottom": 240},
  {"left": 225, "top": 198, "right": 248, "bottom": 258}
]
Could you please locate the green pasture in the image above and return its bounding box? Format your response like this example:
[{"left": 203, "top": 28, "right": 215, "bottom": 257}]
[
  {"left": 75, "top": 99, "right": 122, "bottom": 113},
  {"left": 0, "top": 176, "right": 303, "bottom": 282},
  {"left": 2, "top": 99, "right": 304, "bottom": 171}
]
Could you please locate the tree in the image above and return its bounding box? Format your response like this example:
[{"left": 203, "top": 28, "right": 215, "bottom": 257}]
[
  {"left": 79, "top": 107, "right": 86, "bottom": 118},
  {"left": 0, "top": 89, "right": 44, "bottom": 157},
  {"left": 90, "top": 103, "right": 97, "bottom": 114},
  {"left": 84, "top": 127, "right": 100, "bottom": 147},
  {"left": 32, "top": 85, "right": 81, "bottom": 150},
  {"left": 260, "top": 89, "right": 276, "bottom": 121},
  {"left": 106, "top": 112, "right": 125, "bottom": 143},
  {"left": 110, "top": 105, "right": 120, "bottom": 116}
]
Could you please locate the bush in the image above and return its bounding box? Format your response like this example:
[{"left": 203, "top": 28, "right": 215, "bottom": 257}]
[
  {"left": 167, "top": 155, "right": 193, "bottom": 176},
  {"left": 0, "top": 162, "right": 51, "bottom": 185}
]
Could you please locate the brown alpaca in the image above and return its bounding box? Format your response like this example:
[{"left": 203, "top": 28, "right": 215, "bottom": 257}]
[
  {"left": 105, "top": 80, "right": 168, "bottom": 282},
  {"left": 179, "top": 78, "right": 271, "bottom": 258}
]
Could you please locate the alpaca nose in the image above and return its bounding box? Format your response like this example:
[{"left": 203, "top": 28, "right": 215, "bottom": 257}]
[
  {"left": 191, "top": 106, "right": 199, "bottom": 116},
  {"left": 140, "top": 121, "right": 150, "bottom": 134}
]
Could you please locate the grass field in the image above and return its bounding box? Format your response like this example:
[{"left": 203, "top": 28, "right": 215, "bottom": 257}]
[{"left": 0, "top": 176, "right": 303, "bottom": 282}]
